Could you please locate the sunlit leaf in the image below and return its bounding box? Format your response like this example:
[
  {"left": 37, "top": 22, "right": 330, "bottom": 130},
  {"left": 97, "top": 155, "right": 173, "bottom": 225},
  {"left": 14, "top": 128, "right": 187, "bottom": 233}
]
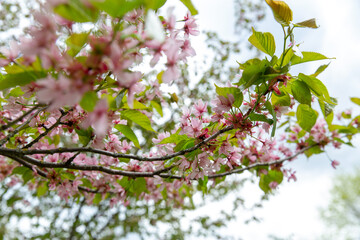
[
  {"left": 248, "top": 28, "right": 276, "bottom": 56},
  {"left": 295, "top": 18, "right": 319, "bottom": 28},
  {"left": 291, "top": 80, "right": 312, "bottom": 106},
  {"left": 121, "top": 110, "right": 155, "bottom": 132},
  {"left": 179, "top": 0, "right": 198, "bottom": 15},
  {"left": 115, "top": 124, "right": 140, "bottom": 148},
  {"left": 265, "top": 0, "right": 293, "bottom": 26},
  {"left": 296, "top": 104, "right": 318, "bottom": 132},
  {"left": 54, "top": 0, "right": 99, "bottom": 22},
  {"left": 291, "top": 52, "right": 333, "bottom": 65},
  {"left": 66, "top": 32, "right": 89, "bottom": 57}
]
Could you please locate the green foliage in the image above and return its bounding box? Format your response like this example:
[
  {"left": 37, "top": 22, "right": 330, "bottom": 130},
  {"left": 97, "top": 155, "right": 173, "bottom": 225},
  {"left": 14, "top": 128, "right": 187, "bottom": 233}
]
[
  {"left": 291, "top": 80, "right": 312, "bottom": 106},
  {"left": 248, "top": 28, "right": 276, "bottom": 56},
  {"left": 54, "top": 0, "right": 99, "bottom": 22},
  {"left": 80, "top": 91, "right": 99, "bottom": 112},
  {"left": 215, "top": 84, "right": 243, "bottom": 108},
  {"left": 115, "top": 124, "right": 140, "bottom": 148},
  {"left": 265, "top": 0, "right": 293, "bottom": 26},
  {"left": 121, "top": 109, "right": 155, "bottom": 132},
  {"left": 259, "top": 170, "right": 283, "bottom": 193},
  {"left": 296, "top": 104, "right": 318, "bottom": 132},
  {"left": 179, "top": 0, "right": 198, "bottom": 15},
  {"left": 66, "top": 32, "right": 89, "bottom": 57}
]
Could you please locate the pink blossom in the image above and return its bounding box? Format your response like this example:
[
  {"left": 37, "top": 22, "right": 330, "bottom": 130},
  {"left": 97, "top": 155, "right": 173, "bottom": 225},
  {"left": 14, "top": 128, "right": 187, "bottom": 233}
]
[
  {"left": 269, "top": 181, "right": 279, "bottom": 189},
  {"left": 82, "top": 99, "right": 109, "bottom": 137},
  {"left": 331, "top": 160, "right": 340, "bottom": 169},
  {"left": 183, "top": 13, "right": 199, "bottom": 37},
  {"left": 194, "top": 99, "right": 207, "bottom": 117}
]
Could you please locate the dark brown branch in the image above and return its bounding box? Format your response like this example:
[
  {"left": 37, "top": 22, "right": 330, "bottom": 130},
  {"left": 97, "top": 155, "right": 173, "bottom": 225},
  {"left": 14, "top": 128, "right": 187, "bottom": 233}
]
[
  {"left": 14, "top": 125, "right": 234, "bottom": 162},
  {"left": 206, "top": 144, "right": 316, "bottom": 179},
  {"left": 0, "top": 106, "right": 47, "bottom": 147}
]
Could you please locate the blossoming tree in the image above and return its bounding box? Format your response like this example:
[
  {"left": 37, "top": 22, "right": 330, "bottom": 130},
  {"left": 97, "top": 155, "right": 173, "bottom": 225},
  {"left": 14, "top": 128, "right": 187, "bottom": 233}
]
[{"left": 0, "top": 0, "right": 359, "bottom": 237}]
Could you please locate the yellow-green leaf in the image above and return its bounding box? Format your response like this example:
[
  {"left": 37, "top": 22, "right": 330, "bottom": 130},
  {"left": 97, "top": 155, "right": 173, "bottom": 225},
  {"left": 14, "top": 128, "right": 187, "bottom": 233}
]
[
  {"left": 291, "top": 52, "right": 333, "bottom": 65},
  {"left": 295, "top": 18, "right": 319, "bottom": 29},
  {"left": 121, "top": 109, "right": 155, "bottom": 132},
  {"left": 179, "top": 0, "right": 198, "bottom": 15},
  {"left": 115, "top": 124, "right": 140, "bottom": 148},
  {"left": 248, "top": 28, "right": 276, "bottom": 56},
  {"left": 265, "top": 0, "right": 293, "bottom": 26},
  {"left": 296, "top": 104, "right": 318, "bottom": 132}
]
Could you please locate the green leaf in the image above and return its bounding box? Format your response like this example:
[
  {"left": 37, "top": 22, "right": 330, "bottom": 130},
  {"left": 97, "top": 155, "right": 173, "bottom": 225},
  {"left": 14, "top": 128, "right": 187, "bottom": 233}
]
[
  {"left": 0, "top": 71, "right": 46, "bottom": 90},
  {"left": 291, "top": 52, "right": 333, "bottom": 66},
  {"left": 80, "top": 91, "right": 99, "bottom": 112},
  {"left": 66, "top": 32, "right": 89, "bottom": 57},
  {"left": 11, "top": 166, "right": 29, "bottom": 175},
  {"left": 237, "top": 59, "right": 269, "bottom": 89},
  {"left": 350, "top": 97, "right": 360, "bottom": 106},
  {"left": 295, "top": 18, "right": 319, "bottom": 29},
  {"left": 305, "top": 145, "right": 323, "bottom": 157},
  {"left": 75, "top": 128, "right": 93, "bottom": 145},
  {"left": 121, "top": 109, "right": 155, "bottom": 132},
  {"left": 298, "top": 73, "right": 335, "bottom": 105},
  {"left": 311, "top": 63, "right": 330, "bottom": 77},
  {"left": 22, "top": 168, "right": 34, "bottom": 184},
  {"left": 296, "top": 104, "right": 318, "bottom": 132},
  {"left": 54, "top": 0, "right": 99, "bottom": 22},
  {"left": 150, "top": 100, "right": 163, "bottom": 117},
  {"left": 318, "top": 99, "right": 335, "bottom": 125},
  {"left": 179, "top": 0, "right": 198, "bottom": 15},
  {"left": 248, "top": 28, "right": 276, "bottom": 56},
  {"left": 159, "top": 131, "right": 190, "bottom": 145},
  {"left": 115, "top": 124, "right": 140, "bottom": 148},
  {"left": 93, "top": 193, "right": 102, "bottom": 205},
  {"left": 37, "top": 182, "right": 49, "bottom": 197},
  {"left": 145, "top": 0, "right": 166, "bottom": 9},
  {"left": 265, "top": 0, "right": 293, "bottom": 26},
  {"left": 249, "top": 113, "right": 274, "bottom": 125},
  {"left": 90, "top": 0, "right": 144, "bottom": 18},
  {"left": 61, "top": 172, "right": 76, "bottom": 181},
  {"left": 291, "top": 80, "right": 312, "bottom": 105},
  {"left": 215, "top": 84, "right": 243, "bottom": 108},
  {"left": 277, "top": 48, "right": 294, "bottom": 67},
  {"left": 265, "top": 101, "right": 277, "bottom": 137},
  {"left": 132, "top": 177, "right": 148, "bottom": 197},
  {"left": 259, "top": 170, "right": 284, "bottom": 193},
  {"left": 271, "top": 90, "right": 291, "bottom": 106}
]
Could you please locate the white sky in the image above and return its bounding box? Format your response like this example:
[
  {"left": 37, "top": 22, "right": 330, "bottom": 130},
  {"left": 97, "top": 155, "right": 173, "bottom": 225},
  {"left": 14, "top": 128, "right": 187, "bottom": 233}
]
[{"left": 166, "top": 0, "right": 360, "bottom": 239}]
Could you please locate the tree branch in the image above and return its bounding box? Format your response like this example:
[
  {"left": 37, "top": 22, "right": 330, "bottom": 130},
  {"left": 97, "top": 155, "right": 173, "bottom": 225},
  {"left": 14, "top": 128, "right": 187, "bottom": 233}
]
[
  {"left": 23, "top": 109, "right": 69, "bottom": 149},
  {"left": 0, "top": 105, "right": 42, "bottom": 131},
  {"left": 0, "top": 106, "right": 47, "bottom": 147}
]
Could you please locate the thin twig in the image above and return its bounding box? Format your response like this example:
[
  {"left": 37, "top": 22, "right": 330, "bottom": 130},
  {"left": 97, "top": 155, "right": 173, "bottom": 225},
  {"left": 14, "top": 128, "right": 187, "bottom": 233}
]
[
  {"left": 0, "top": 106, "right": 47, "bottom": 147},
  {"left": 0, "top": 105, "right": 41, "bottom": 131},
  {"left": 23, "top": 109, "right": 69, "bottom": 149}
]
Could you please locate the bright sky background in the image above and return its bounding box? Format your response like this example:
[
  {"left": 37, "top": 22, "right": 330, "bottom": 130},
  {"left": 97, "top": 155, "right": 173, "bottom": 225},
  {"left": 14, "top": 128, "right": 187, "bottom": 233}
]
[{"left": 165, "top": 0, "right": 360, "bottom": 239}]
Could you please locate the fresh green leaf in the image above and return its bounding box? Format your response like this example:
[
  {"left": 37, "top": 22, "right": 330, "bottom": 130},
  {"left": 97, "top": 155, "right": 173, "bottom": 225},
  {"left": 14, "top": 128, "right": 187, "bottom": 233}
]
[
  {"left": 291, "top": 52, "right": 333, "bottom": 65},
  {"left": 311, "top": 63, "right": 330, "bottom": 77},
  {"left": 291, "top": 80, "right": 312, "bottom": 105},
  {"left": 54, "top": 0, "right": 99, "bottom": 22},
  {"left": 93, "top": 193, "right": 102, "bottom": 205},
  {"left": 80, "top": 91, "right": 98, "bottom": 112},
  {"left": 115, "top": 124, "right": 140, "bottom": 148},
  {"left": 215, "top": 84, "right": 243, "bottom": 108},
  {"left": 37, "top": 182, "right": 49, "bottom": 197},
  {"left": 265, "top": 0, "right": 293, "bottom": 26},
  {"left": 90, "top": 0, "right": 144, "bottom": 18},
  {"left": 249, "top": 113, "right": 274, "bottom": 125},
  {"left": 271, "top": 90, "right": 291, "bottom": 106},
  {"left": 179, "top": 0, "right": 198, "bottom": 15},
  {"left": 75, "top": 128, "right": 93, "bottom": 145},
  {"left": 296, "top": 104, "right": 318, "bottom": 132},
  {"left": 11, "top": 166, "right": 29, "bottom": 175},
  {"left": 145, "top": 0, "right": 166, "bottom": 9},
  {"left": 121, "top": 109, "right": 155, "bottom": 132},
  {"left": 295, "top": 18, "right": 319, "bottom": 28},
  {"left": 66, "top": 32, "right": 89, "bottom": 57},
  {"left": 0, "top": 71, "right": 46, "bottom": 90},
  {"left": 298, "top": 73, "right": 335, "bottom": 104},
  {"left": 132, "top": 177, "right": 148, "bottom": 197},
  {"left": 350, "top": 97, "right": 360, "bottom": 106},
  {"left": 150, "top": 100, "right": 163, "bottom": 117},
  {"left": 248, "top": 28, "right": 276, "bottom": 56},
  {"left": 61, "top": 172, "right": 76, "bottom": 181},
  {"left": 259, "top": 170, "right": 284, "bottom": 193}
]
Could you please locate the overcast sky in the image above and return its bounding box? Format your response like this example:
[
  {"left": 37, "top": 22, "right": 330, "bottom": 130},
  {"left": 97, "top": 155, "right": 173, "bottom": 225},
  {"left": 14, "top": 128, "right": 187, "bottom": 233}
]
[{"left": 165, "top": 0, "right": 360, "bottom": 239}]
